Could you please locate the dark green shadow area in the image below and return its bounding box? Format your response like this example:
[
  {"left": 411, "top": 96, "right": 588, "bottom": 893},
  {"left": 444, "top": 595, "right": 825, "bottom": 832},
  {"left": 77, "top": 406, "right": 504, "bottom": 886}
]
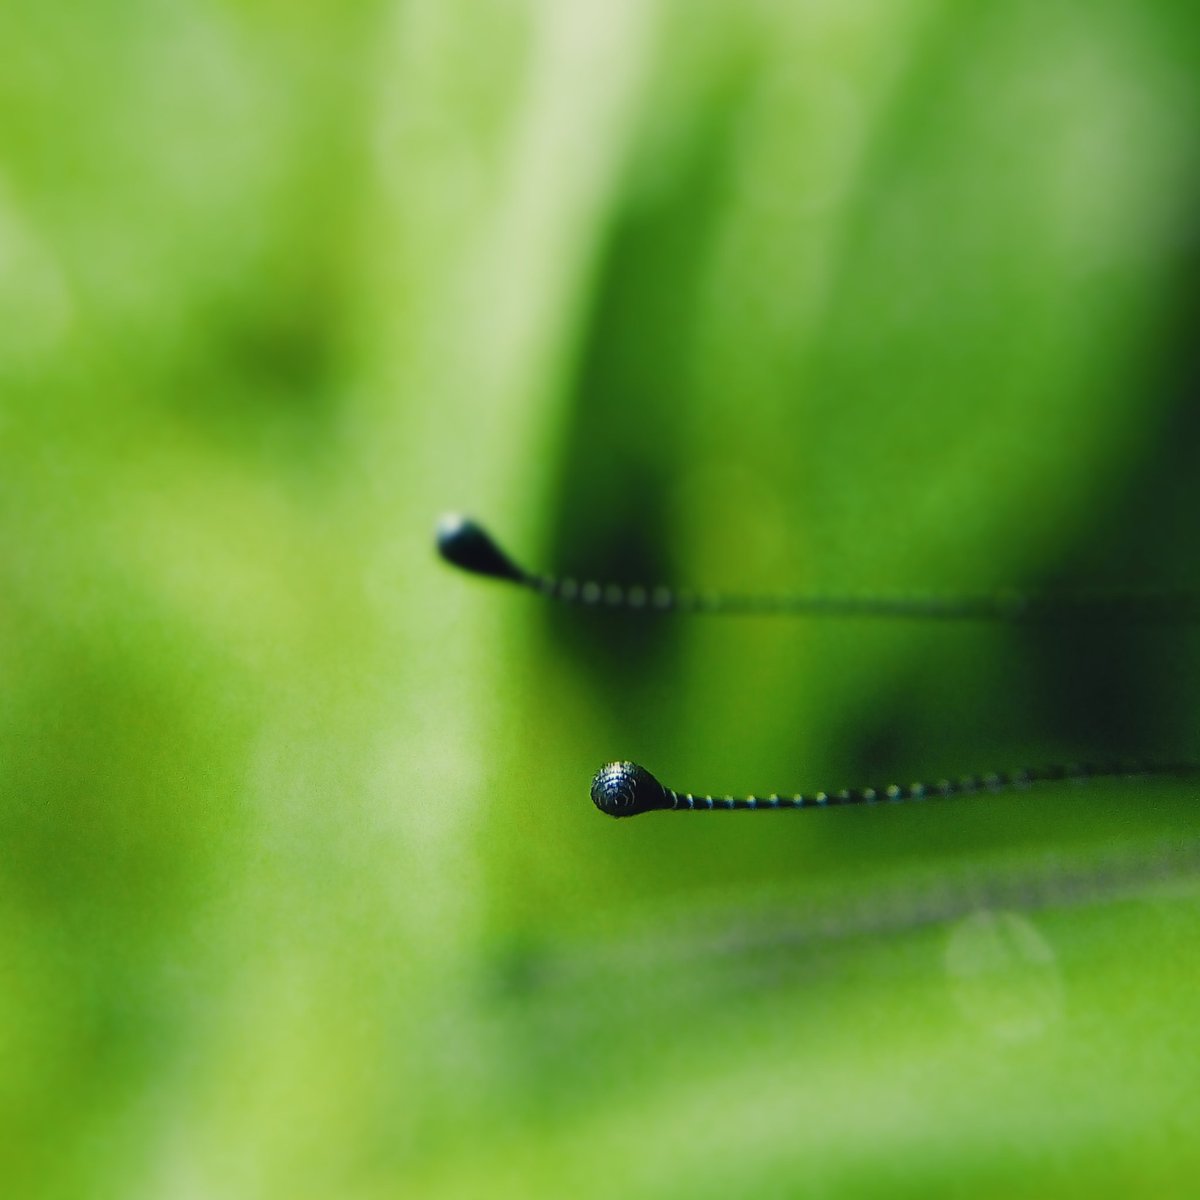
[{"left": 542, "top": 57, "right": 761, "bottom": 695}]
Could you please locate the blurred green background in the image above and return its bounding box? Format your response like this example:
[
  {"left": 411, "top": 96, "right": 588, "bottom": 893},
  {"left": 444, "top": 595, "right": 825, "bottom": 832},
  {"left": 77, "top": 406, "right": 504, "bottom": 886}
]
[{"left": 4, "top": 1, "right": 1200, "bottom": 1196}]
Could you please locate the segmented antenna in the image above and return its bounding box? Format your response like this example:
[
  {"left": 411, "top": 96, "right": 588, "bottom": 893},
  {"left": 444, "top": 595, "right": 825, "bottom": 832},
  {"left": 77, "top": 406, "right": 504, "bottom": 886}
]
[
  {"left": 590, "top": 759, "right": 1200, "bottom": 818},
  {"left": 436, "top": 514, "right": 1200, "bottom": 622}
]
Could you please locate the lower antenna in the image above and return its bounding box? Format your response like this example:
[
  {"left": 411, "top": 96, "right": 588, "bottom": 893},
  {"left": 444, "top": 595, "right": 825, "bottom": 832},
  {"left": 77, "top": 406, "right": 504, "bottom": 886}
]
[{"left": 590, "top": 759, "right": 1200, "bottom": 818}]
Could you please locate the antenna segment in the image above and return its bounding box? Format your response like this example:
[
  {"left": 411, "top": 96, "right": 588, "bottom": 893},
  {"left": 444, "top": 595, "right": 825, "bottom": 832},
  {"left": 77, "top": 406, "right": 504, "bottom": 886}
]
[
  {"left": 590, "top": 760, "right": 1200, "bottom": 818},
  {"left": 436, "top": 514, "right": 1200, "bottom": 622}
]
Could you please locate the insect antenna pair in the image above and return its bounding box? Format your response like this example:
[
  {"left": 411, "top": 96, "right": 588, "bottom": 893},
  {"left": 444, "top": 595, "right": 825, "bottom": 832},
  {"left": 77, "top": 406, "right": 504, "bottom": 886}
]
[{"left": 436, "top": 513, "right": 1200, "bottom": 818}]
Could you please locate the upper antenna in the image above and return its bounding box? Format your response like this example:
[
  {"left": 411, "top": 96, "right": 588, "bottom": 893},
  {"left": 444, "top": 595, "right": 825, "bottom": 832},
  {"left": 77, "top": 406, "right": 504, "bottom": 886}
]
[{"left": 436, "top": 514, "right": 1200, "bottom": 622}]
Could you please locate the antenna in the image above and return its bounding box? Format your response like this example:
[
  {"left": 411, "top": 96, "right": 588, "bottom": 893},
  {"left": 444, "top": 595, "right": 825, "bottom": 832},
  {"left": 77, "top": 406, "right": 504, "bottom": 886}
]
[
  {"left": 590, "top": 759, "right": 1200, "bottom": 818},
  {"left": 435, "top": 515, "right": 1200, "bottom": 816},
  {"left": 436, "top": 514, "right": 1200, "bottom": 622}
]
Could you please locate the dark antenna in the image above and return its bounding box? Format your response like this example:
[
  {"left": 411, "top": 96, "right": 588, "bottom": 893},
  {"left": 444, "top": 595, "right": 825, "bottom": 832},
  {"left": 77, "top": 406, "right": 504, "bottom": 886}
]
[
  {"left": 590, "top": 759, "right": 1200, "bottom": 819},
  {"left": 436, "top": 514, "right": 1200, "bottom": 622}
]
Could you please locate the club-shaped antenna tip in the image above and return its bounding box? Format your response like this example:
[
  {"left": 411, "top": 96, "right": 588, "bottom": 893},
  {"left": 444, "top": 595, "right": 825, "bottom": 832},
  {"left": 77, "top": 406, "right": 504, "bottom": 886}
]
[
  {"left": 590, "top": 761, "right": 668, "bottom": 818},
  {"left": 435, "top": 514, "right": 526, "bottom": 583}
]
